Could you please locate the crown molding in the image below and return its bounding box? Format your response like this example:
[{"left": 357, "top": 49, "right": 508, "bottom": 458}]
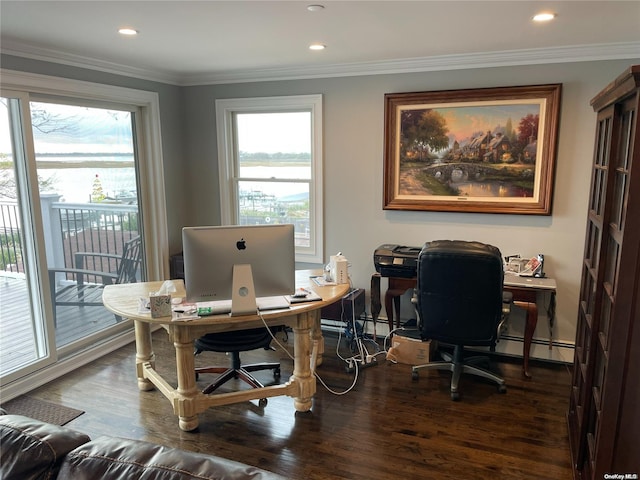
[
  {"left": 183, "top": 42, "right": 640, "bottom": 86},
  {"left": 2, "top": 40, "right": 640, "bottom": 87},
  {"left": 1, "top": 40, "right": 180, "bottom": 85}
]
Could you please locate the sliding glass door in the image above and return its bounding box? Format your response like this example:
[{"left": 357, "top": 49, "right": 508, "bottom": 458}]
[
  {"left": 0, "top": 93, "right": 56, "bottom": 381},
  {"left": 31, "top": 100, "right": 141, "bottom": 350},
  {"left": 0, "top": 93, "right": 145, "bottom": 383},
  {"left": 0, "top": 70, "right": 166, "bottom": 397}
]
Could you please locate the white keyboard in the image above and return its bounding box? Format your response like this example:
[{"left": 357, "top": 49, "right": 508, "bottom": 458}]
[
  {"left": 195, "top": 300, "right": 232, "bottom": 315},
  {"left": 195, "top": 296, "right": 290, "bottom": 315},
  {"left": 256, "top": 295, "right": 290, "bottom": 311}
]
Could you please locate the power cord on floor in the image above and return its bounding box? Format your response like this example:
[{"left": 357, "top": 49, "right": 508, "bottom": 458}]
[
  {"left": 339, "top": 309, "right": 384, "bottom": 368},
  {"left": 258, "top": 283, "right": 424, "bottom": 395},
  {"left": 260, "top": 283, "right": 387, "bottom": 396}
]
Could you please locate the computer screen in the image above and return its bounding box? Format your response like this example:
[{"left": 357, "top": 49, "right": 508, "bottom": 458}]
[{"left": 182, "top": 224, "right": 295, "bottom": 307}]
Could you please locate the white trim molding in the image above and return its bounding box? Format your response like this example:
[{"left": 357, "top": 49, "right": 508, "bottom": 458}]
[{"left": 3, "top": 40, "right": 640, "bottom": 86}]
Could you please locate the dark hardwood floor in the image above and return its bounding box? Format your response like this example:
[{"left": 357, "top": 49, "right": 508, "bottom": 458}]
[{"left": 27, "top": 328, "right": 573, "bottom": 480}]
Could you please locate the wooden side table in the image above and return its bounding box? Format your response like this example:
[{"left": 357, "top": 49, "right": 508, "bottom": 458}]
[
  {"left": 385, "top": 277, "right": 417, "bottom": 332},
  {"left": 370, "top": 273, "right": 416, "bottom": 332}
]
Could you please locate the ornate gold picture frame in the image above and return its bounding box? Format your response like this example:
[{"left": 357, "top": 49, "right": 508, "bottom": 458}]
[{"left": 383, "top": 84, "right": 562, "bottom": 215}]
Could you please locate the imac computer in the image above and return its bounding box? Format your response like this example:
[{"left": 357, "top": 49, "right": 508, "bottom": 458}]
[{"left": 182, "top": 224, "right": 295, "bottom": 315}]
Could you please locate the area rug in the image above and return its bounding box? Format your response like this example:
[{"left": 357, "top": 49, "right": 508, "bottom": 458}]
[{"left": 1, "top": 396, "right": 84, "bottom": 426}]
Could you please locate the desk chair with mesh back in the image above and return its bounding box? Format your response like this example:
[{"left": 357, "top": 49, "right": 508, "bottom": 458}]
[
  {"left": 194, "top": 327, "right": 281, "bottom": 407},
  {"left": 411, "top": 240, "right": 507, "bottom": 401}
]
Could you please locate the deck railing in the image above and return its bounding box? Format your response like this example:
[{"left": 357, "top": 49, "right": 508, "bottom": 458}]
[
  {"left": 0, "top": 195, "right": 138, "bottom": 275},
  {"left": 0, "top": 200, "right": 22, "bottom": 273}
]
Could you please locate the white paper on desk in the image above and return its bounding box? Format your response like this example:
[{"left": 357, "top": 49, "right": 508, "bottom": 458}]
[
  {"left": 311, "top": 276, "right": 336, "bottom": 286},
  {"left": 138, "top": 297, "right": 150, "bottom": 314},
  {"left": 171, "top": 312, "right": 199, "bottom": 322}
]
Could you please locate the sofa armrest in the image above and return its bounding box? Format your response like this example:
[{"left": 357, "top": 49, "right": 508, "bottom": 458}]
[
  {"left": 59, "top": 436, "right": 288, "bottom": 480},
  {"left": 0, "top": 414, "right": 91, "bottom": 480}
]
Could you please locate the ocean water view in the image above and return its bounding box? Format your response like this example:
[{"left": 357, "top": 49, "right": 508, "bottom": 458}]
[
  {"left": 38, "top": 165, "right": 137, "bottom": 203},
  {"left": 0, "top": 157, "right": 137, "bottom": 234},
  {"left": 30, "top": 157, "right": 309, "bottom": 204}
]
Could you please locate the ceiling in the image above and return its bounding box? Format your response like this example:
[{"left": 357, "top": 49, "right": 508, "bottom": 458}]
[{"left": 1, "top": 1, "right": 639, "bottom": 85}]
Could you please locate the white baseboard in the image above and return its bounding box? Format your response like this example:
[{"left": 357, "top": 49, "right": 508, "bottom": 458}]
[{"left": 322, "top": 314, "right": 575, "bottom": 365}]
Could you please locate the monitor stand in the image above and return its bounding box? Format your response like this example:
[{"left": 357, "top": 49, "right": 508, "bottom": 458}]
[{"left": 230, "top": 264, "right": 258, "bottom": 316}]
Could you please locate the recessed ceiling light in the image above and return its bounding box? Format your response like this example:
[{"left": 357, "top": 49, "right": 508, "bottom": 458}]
[
  {"left": 118, "top": 28, "right": 138, "bottom": 36},
  {"left": 532, "top": 12, "right": 556, "bottom": 22},
  {"left": 307, "top": 5, "right": 325, "bottom": 12},
  {"left": 309, "top": 43, "right": 326, "bottom": 51}
]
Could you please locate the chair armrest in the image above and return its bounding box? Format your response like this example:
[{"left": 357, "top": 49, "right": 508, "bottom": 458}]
[
  {"left": 49, "top": 267, "right": 118, "bottom": 287},
  {"left": 74, "top": 251, "right": 120, "bottom": 270}
]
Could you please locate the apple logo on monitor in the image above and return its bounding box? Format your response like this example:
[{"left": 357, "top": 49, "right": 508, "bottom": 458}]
[{"left": 236, "top": 238, "right": 247, "bottom": 250}]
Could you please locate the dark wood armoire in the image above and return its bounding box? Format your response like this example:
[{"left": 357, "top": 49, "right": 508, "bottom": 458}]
[{"left": 567, "top": 65, "right": 640, "bottom": 478}]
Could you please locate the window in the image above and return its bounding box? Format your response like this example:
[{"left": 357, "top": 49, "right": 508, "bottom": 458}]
[{"left": 216, "top": 95, "right": 323, "bottom": 263}]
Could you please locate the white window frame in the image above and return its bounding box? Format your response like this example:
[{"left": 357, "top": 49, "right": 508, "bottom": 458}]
[{"left": 216, "top": 95, "right": 323, "bottom": 264}]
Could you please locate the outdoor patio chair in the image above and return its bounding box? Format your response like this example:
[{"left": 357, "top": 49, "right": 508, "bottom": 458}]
[{"left": 48, "top": 236, "right": 142, "bottom": 325}]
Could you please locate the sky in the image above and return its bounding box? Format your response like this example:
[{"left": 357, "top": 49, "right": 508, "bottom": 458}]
[
  {"left": 2, "top": 102, "right": 312, "bottom": 156},
  {"left": 404, "top": 100, "right": 543, "bottom": 144},
  {"left": 236, "top": 111, "right": 311, "bottom": 154},
  {"left": 1, "top": 100, "right": 133, "bottom": 155},
  {"left": 1, "top": 100, "right": 15, "bottom": 154}
]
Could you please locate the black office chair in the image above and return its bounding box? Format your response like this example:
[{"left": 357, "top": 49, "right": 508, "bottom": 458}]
[
  {"left": 194, "top": 327, "right": 281, "bottom": 407},
  {"left": 411, "top": 240, "right": 507, "bottom": 401}
]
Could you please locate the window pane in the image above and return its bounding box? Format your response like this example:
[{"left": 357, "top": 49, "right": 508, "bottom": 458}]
[
  {"left": 238, "top": 180, "right": 310, "bottom": 248},
  {"left": 236, "top": 112, "right": 311, "bottom": 179},
  {"left": 1, "top": 96, "right": 51, "bottom": 377},
  {"left": 31, "top": 102, "right": 137, "bottom": 203},
  {"left": 217, "top": 94, "right": 322, "bottom": 262},
  {"left": 30, "top": 101, "right": 141, "bottom": 349}
]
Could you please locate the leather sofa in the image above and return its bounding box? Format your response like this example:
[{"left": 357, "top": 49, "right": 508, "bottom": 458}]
[{"left": 0, "top": 409, "right": 286, "bottom": 480}]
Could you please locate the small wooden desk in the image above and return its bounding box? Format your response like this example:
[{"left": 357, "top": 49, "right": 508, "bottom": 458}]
[
  {"left": 370, "top": 273, "right": 557, "bottom": 378},
  {"left": 103, "top": 270, "right": 349, "bottom": 431}
]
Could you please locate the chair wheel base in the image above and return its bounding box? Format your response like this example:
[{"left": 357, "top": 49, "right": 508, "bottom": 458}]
[
  {"left": 258, "top": 398, "right": 268, "bottom": 407},
  {"left": 451, "top": 391, "right": 460, "bottom": 401},
  {"left": 411, "top": 370, "right": 419, "bottom": 381},
  {"left": 274, "top": 368, "right": 281, "bottom": 379},
  {"left": 498, "top": 384, "right": 507, "bottom": 394}
]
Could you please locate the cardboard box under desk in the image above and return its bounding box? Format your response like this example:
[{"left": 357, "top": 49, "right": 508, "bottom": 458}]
[
  {"left": 320, "top": 288, "right": 365, "bottom": 322},
  {"left": 387, "top": 332, "right": 434, "bottom": 365}
]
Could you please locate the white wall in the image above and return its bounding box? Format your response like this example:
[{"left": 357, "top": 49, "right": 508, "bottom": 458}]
[{"left": 184, "top": 59, "right": 640, "bottom": 345}]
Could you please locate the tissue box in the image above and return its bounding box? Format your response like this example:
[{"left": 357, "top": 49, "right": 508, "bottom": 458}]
[{"left": 149, "top": 293, "right": 171, "bottom": 318}]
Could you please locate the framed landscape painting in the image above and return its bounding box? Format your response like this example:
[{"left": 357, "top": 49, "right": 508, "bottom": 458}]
[{"left": 383, "top": 84, "right": 562, "bottom": 215}]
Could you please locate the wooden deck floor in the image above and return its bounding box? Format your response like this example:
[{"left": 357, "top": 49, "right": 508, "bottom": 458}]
[
  {"left": 23, "top": 329, "right": 574, "bottom": 480},
  {"left": 0, "top": 274, "right": 124, "bottom": 374}
]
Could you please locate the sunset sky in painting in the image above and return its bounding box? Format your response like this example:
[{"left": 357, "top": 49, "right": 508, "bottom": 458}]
[{"left": 408, "top": 101, "right": 542, "bottom": 145}]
